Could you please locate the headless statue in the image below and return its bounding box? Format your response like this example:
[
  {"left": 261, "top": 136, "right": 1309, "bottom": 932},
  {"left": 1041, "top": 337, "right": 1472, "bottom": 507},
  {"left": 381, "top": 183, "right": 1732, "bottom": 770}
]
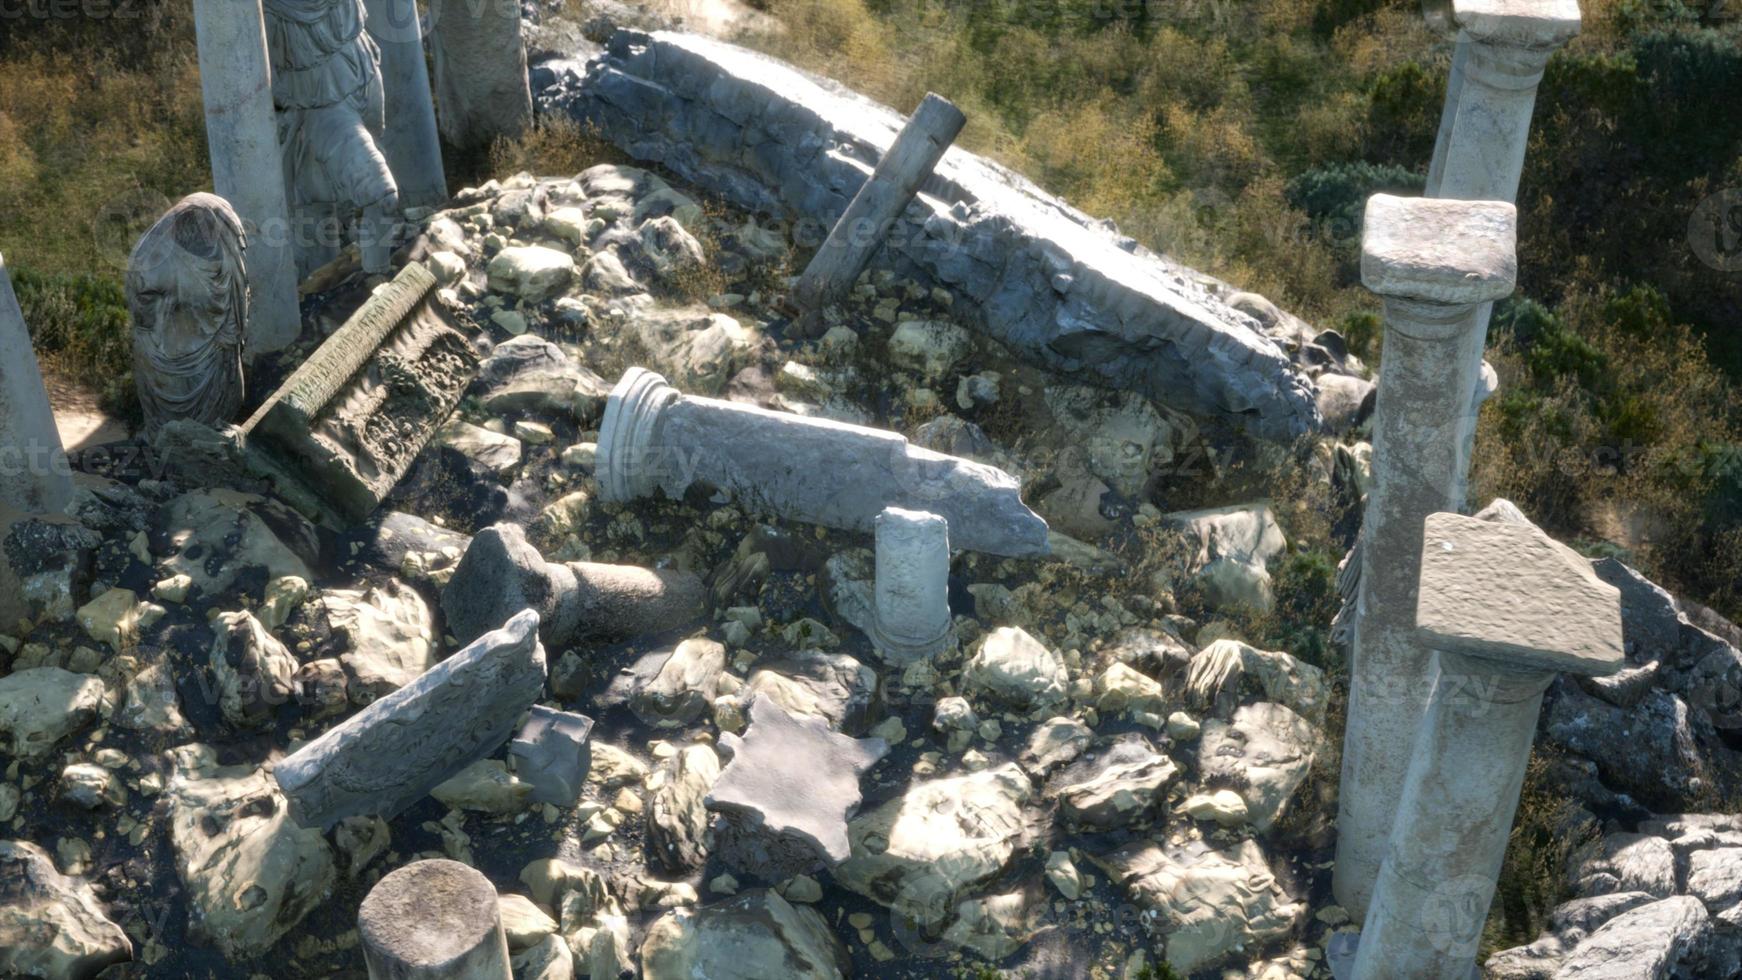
[
  {"left": 127, "top": 193, "right": 249, "bottom": 436},
  {"left": 262, "top": 0, "right": 400, "bottom": 276}
]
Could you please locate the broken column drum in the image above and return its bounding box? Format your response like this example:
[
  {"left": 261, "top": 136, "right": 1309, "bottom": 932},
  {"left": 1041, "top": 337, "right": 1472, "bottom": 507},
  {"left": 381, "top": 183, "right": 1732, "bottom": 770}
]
[
  {"left": 867, "top": 506, "right": 953, "bottom": 663},
  {"left": 359, "top": 859, "right": 512, "bottom": 980},
  {"left": 1348, "top": 512, "right": 1623, "bottom": 978},
  {"left": 598, "top": 368, "right": 1050, "bottom": 558},
  {"left": 0, "top": 253, "right": 74, "bottom": 515},
  {"left": 1428, "top": 0, "right": 1582, "bottom": 506},
  {"left": 1333, "top": 194, "right": 1518, "bottom": 917},
  {"left": 190, "top": 0, "right": 301, "bottom": 352},
  {"left": 792, "top": 92, "right": 967, "bottom": 311}
]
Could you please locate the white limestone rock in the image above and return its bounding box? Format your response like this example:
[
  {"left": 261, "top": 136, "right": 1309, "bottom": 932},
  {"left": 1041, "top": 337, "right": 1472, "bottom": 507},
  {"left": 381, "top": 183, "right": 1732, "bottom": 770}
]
[
  {"left": 1199, "top": 701, "right": 1316, "bottom": 832},
  {"left": 165, "top": 750, "right": 335, "bottom": 958},
  {"left": 963, "top": 626, "right": 1069, "bottom": 709},
  {"left": 1166, "top": 503, "right": 1287, "bottom": 614},
  {"left": 1551, "top": 895, "right": 1710, "bottom": 979},
  {"left": 319, "top": 580, "right": 438, "bottom": 704},
  {"left": 0, "top": 667, "right": 106, "bottom": 758},
  {"left": 887, "top": 319, "right": 972, "bottom": 380},
  {"left": 640, "top": 890, "right": 847, "bottom": 980},
  {"left": 647, "top": 743, "right": 721, "bottom": 873},
  {"left": 631, "top": 638, "right": 727, "bottom": 729},
  {"left": 208, "top": 611, "right": 298, "bottom": 729},
  {"left": 0, "top": 839, "right": 132, "bottom": 980},
  {"left": 834, "top": 764, "right": 1032, "bottom": 929},
  {"left": 487, "top": 246, "right": 576, "bottom": 303},
  {"left": 433, "top": 419, "right": 524, "bottom": 476},
  {"left": 1186, "top": 638, "right": 1328, "bottom": 725},
  {"left": 431, "top": 759, "right": 534, "bottom": 814},
  {"left": 157, "top": 490, "right": 315, "bottom": 598}
]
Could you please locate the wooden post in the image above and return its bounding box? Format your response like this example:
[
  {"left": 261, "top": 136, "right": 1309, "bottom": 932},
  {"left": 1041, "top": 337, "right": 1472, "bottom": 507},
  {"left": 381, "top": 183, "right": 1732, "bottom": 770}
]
[{"left": 792, "top": 93, "right": 966, "bottom": 311}]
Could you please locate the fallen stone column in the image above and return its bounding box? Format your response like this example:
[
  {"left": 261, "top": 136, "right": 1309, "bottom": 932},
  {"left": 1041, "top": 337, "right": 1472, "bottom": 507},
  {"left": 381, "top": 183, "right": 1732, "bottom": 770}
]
[
  {"left": 0, "top": 255, "right": 73, "bottom": 515},
  {"left": 363, "top": 0, "right": 449, "bottom": 209},
  {"left": 598, "top": 367, "right": 1050, "bottom": 558},
  {"left": 441, "top": 522, "right": 707, "bottom": 647},
  {"left": 1428, "top": 0, "right": 1581, "bottom": 507},
  {"left": 867, "top": 507, "right": 952, "bottom": 663},
  {"left": 1345, "top": 511, "right": 1623, "bottom": 978},
  {"left": 793, "top": 93, "right": 966, "bottom": 312},
  {"left": 240, "top": 262, "right": 479, "bottom": 528},
  {"left": 359, "top": 859, "right": 512, "bottom": 980},
  {"left": 190, "top": 0, "right": 301, "bottom": 353},
  {"left": 1333, "top": 194, "right": 1517, "bottom": 916},
  {"left": 274, "top": 609, "right": 546, "bottom": 829}
]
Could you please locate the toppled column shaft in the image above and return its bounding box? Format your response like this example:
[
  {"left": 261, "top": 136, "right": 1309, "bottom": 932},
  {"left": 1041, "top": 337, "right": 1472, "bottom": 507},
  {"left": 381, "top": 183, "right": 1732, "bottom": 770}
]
[
  {"left": 1349, "top": 511, "right": 1623, "bottom": 978},
  {"left": 598, "top": 368, "right": 1049, "bottom": 558},
  {"left": 1334, "top": 195, "right": 1518, "bottom": 916},
  {"left": 441, "top": 522, "right": 707, "bottom": 647}
]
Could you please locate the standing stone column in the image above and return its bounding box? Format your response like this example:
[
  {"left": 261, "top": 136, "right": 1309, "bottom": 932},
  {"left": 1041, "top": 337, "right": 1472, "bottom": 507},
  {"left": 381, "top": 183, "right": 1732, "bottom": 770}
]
[
  {"left": 359, "top": 859, "right": 512, "bottom": 979},
  {"left": 1426, "top": 0, "right": 1581, "bottom": 505},
  {"left": 1347, "top": 511, "right": 1622, "bottom": 978},
  {"left": 0, "top": 255, "right": 73, "bottom": 515},
  {"left": 191, "top": 0, "right": 302, "bottom": 353},
  {"left": 1332, "top": 194, "right": 1517, "bottom": 917},
  {"left": 429, "top": 0, "right": 532, "bottom": 154},
  {"left": 792, "top": 93, "right": 967, "bottom": 311},
  {"left": 597, "top": 368, "right": 1050, "bottom": 558},
  {"left": 364, "top": 0, "right": 448, "bottom": 209},
  {"left": 867, "top": 507, "right": 953, "bottom": 663}
]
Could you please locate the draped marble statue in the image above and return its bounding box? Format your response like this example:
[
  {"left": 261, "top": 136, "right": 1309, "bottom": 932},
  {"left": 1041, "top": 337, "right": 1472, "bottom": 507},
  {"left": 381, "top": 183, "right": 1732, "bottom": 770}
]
[
  {"left": 127, "top": 193, "right": 250, "bottom": 436},
  {"left": 262, "top": 0, "right": 400, "bottom": 276}
]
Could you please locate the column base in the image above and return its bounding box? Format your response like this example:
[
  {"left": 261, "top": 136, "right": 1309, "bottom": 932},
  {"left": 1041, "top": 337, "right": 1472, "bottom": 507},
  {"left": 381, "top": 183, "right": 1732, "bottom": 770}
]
[
  {"left": 598, "top": 367, "right": 680, "bottom": 503},
  {"left": 866, "top": 615, "right": 953, "bottom": 665}
]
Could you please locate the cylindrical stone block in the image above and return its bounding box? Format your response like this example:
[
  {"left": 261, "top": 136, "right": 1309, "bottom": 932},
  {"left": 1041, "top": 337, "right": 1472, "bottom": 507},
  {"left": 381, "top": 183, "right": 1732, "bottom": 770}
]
[
  {"left": 1350, "top": 654, "right": 1552, "bottom": 978},
  {"left": 0, "top": 255, "right": 73, "bottom": 515},
  {"left": 360, "top": 859, "right": 512, "bottom": 980},
  {"left": 1334, "top": 195, "right": 1517, "bottom": 917},
  {"left": 868, "top": 507, "right": 952, "bottom": 663},
  {"left": 191, "top": 0, "right": 302, "bottom": 353}
]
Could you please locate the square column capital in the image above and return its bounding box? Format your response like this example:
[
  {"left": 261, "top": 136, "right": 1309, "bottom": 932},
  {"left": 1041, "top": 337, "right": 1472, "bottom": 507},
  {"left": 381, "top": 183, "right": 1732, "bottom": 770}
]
[
  {"left": 1361, "top": 195, "right": 1517, "bottom": 305},
  {"left": 1454, "top": 0, "right": 1582, "bottom": 50}
]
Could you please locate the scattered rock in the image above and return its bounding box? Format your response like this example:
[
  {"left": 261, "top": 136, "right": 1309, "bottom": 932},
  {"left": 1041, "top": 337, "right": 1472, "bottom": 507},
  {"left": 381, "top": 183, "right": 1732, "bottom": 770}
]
[
  {"left": 963, "top": 626, "right": 1068, "bottom": 709},
  {"left": 640, "top": 890, "right": 848, "bottom": 980},
  {"left": 0, "top": 839, "right": 132, "bottom": 980},
  {"left": 0, "top": 667, "right": 106, "bottom": 758}
]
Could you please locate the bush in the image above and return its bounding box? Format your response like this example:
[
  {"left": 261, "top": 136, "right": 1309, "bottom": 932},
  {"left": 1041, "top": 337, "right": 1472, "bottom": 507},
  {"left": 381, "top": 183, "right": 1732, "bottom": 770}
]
[{"left": 1285, "top": 160, "right": 1424, "bottom": 251}]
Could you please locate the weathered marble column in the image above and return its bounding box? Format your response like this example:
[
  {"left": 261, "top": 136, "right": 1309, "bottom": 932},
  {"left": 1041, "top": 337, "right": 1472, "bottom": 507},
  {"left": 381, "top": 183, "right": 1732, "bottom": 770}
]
[
  {"left": 792, "top": 93, "right": 966, "bottom": 311},
  {"left": 191, "top": 0, "right": 302, "bottom": 353},
  {"left": 429, "top": 0, "right": 532, "bottom": 153},
  {"left": 360, "top": 859, "right": 512, "bottom": 980},
  {"left": 440, "top": 522, "right": 707, "bottom": 647},
  {"left": 1427, "top": 0, "right": 1581, "bottom": 505},
  {"left": 1348, "top": 511, "right": 1622, "bottom": 978},
  {"left": 362, "top": 0, "right": 448, "bottom": 208},
  {"left": 597, "top": 368, "right": 1050, "bottom": 558},
  {"left": 867, "top": 506, "right": 953, "bottom": 663},
  {"left": 0, "top": 255, "right": 73, "bottom": 515},
  {"left": 1333, "top": 194, "right": 1518, "bottom": 916}
]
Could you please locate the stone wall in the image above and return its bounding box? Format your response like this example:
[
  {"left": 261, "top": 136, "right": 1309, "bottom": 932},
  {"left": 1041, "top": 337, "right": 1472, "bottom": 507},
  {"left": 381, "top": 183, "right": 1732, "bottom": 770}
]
[{"left": 538, "top": 29, "right": 1335, "bottom": 442}]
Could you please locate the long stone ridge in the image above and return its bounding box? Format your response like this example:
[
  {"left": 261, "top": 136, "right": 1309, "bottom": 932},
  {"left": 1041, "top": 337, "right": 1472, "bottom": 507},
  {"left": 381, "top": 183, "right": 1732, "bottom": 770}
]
[{"left": 546, "top": 30, "right": 1327, "bottom": 441}]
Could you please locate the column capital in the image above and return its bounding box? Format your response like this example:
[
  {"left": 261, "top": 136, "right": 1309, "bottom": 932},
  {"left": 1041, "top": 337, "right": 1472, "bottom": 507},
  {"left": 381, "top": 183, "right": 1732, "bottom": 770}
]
[
  {"left": 597, "top": 366, "right": 681, "bottom": 502},
  {"left": 1454, "top": 0, "right": 1581, "bottom": 52},
  {"left": 1414, "top": 511, "right": 1624, "bottom": 676},
  {"left": 1361, "top": 195, "right": 1517, "bottom": 307}
]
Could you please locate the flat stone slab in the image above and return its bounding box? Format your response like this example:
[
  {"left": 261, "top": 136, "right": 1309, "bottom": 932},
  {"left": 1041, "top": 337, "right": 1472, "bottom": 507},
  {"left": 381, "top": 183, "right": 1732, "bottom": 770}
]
[
  {"left": 706, "top": 694, "right": 888, "bottom": 868},
  {"left": 1415, "top": 511, "right": 1624, "bottom": 675},
  {"left": 1454, "top": 0, "right": 1582, "bottom": 48},
  {"left": 1360, "top": 195, "right": 1517, "bottom": 305},
  {"left": 274, "top": 609, "right": 547, "bottom": 829}
]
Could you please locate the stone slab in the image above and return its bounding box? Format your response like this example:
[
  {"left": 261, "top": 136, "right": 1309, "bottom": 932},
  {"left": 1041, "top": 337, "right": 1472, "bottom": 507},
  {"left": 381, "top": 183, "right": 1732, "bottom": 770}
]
[
  {"left": 1360, "top": 194, "right": 1517, "bottom": 305},
  {"left": 1415, "top": 511, "right": 1624, "bottom": 675}
]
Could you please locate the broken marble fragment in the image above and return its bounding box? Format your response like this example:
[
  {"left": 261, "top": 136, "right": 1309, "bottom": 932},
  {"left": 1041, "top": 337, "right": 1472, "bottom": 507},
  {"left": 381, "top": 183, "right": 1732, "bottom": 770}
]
[
  {"left": 706, "top": 695, "right": 888, "bottom": 879},
  {"left": 443, "top": 522, "right": 707, "bottom": 647},
  {"left": 509, "top": 705, "right": 595, "bottom": 807},
  {"left": 274, "top": 609, "right": 547, "bottom": 829}
]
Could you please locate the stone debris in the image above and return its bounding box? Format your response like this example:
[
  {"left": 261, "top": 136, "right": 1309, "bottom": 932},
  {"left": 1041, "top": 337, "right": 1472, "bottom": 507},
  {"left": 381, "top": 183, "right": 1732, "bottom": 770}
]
[
  {"left": 0, "top": 667, "right": 106, "bottom": 758},
  {"left": 274, "top": 609, "right": 547, "bottom": 828},
  {"left": 639, "top": 890, "right": 849, "bottom": 980},
  {"left": 0, "top": 839, "right": 132, "bottom": 979},
  {"left": 509, "top": 705, "right": 596, "bottom": 806}
]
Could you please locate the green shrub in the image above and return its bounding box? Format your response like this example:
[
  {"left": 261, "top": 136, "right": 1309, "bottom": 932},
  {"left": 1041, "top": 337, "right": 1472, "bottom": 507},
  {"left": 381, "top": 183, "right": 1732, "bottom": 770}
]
[{"left": 1285, "top": 160, "right": 1424, "bottom": 249}]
